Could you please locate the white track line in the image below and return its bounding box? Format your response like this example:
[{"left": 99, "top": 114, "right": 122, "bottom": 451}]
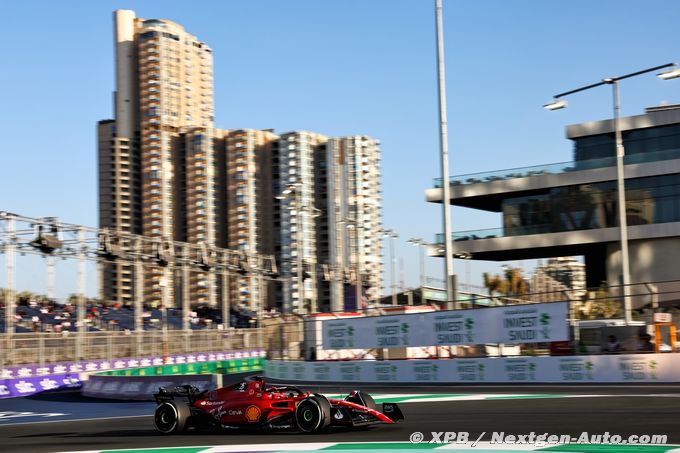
[
  {"left": 0, "top": 414, "right": 151, "bottom": 427},
  {"left": 201, "top": 443, "right": 338, "bottom": 452}
]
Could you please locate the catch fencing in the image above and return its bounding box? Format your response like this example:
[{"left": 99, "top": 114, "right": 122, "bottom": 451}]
[{"left": 2, "top": 328, "right": 263, "bottom": 367}]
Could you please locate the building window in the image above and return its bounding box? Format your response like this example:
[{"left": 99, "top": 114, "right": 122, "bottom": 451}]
[{"left": 140, "top": 31, "right": 157, "bottom": 40}]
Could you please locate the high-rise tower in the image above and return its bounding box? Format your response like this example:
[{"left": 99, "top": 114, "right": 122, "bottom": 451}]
[
  {"left": 217, "top": 128, "right": 278, "bottom": 310},
  {"left": 99, "top": 10, "right": 384, "bottom": 314},
  {"left": 323, "top": 136, "right": 383, "bottom": 311},
  {"left": 99, "top": 10, "right": 215, "bottom": 306},
  {"left": 276, "top": 131, "right": 328, "bottom": 313}
]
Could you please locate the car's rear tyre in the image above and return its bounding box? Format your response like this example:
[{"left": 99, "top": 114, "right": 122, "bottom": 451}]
[
  {"left": 295, "top": 395, "right": 331, "bottom": 433},
  {"left": 346, "top": 390, "right": 376, "bottom": 411},
  {"left": 154, "top": 401, "right": 191, "bottom": 434}
]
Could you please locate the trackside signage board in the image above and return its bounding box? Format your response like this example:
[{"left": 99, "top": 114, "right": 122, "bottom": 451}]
[
  {"left": 323, "top": 315, "right": 428, "bottom": 349},
  {"left": 496, "top": 304, "right": 569, "bottom": 344},
  {"left": 265, "top": 353, "right": 680, "bottom": 383},
  {"left": 322, "top": 302, "right": 569, "bottom": 349}
]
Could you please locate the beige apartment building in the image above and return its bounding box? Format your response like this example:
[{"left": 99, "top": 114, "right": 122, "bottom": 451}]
[
  {"left": 323, "top": 136, "right": 383, "bottom": 311},
  {"left": 99, "top": 10, "right": 215, "bottom": 306},
  {"left": 276, "top": 131, "right": 328, "bottom": 313},
  {"left": 216, "top": 128, "right": 278, "bottom": 311},
  {"left": 276, "top": 133, "right": 383, "bottom": 313},
  {"left": 98, "top": 10, "right": 383, "bottom": 313}
]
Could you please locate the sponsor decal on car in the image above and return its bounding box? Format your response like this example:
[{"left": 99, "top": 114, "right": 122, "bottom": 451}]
[
  {"left": 210, "top": 407, "right": 227, "bottom": 418},
  {"left": 245, "top": 405, "right": 261, "bottom": 422}
]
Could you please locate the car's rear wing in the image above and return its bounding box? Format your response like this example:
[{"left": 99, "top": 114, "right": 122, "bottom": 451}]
[{"left": 154, "top": 384, "right": 203, "bottom": 404}]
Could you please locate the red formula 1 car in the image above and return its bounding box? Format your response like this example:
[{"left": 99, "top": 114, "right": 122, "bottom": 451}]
[{"left": 153, "top": 376, "right": 403, "bottom": 434}]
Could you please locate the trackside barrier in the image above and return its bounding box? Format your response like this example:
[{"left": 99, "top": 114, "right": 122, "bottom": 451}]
[
  {"left": 82, "top": 357, "right": 264, "bottom": 400},
  {"left": 95, "top": 357, "right": 263, "bottom": 377},
  {"left": 0, "top": 349, "right": 264, "bottom": 399},
  {"left": 265, "top": 353, "right": 680, "bottom": 384},
  {"left": 0, "top": 349, "right": 264, "bottom": 380},
  {"left": 0, "top": 373, "right": 82, "bottom": 398}
]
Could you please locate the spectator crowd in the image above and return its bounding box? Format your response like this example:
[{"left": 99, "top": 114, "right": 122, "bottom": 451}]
[{"left": 0, "top": 296, "right": 280, "bottom": 333}]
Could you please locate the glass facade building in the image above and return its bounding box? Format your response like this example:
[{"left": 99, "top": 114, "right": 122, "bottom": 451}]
[
  {"left": 502, "top": 174, "right": 680, "bottom": 237},
  {"left": 426, "top": 104, "right": 680, "bottom": 292}
]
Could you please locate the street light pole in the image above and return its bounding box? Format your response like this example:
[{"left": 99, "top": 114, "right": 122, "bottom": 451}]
[
  {"left": 76, "top": 227, "right": 86, "bottom": 362},
  {"left": 222, "top": 251, "right": 230, "bottom": 330},
  {"left": 408, "top": 238, "right": 426, "bottom": 289},
  {"left": 390, "top": 233, "right": 397, "bottom": 305},
  {"left": 5, "top": 213, "right": 16, "bottom": 367},
  {"left": 345, "top": 221, "right": 363, "bottom": 311},
  {"left": 544, "top": 62, "right": 679, "bottom": 325},
  {"left": 435, "top": 0, "right": 456, "bottom": 310},
  {"left": 293, "top": 188, "right": 305, "bottom": 315},
  {"left": 382, "top": 229, "right": 399, "bottom": 305},
  {"left": 277, "top": 180, "right": 308, "bottom": 314},
  {"left": 356, "top": 223, "right": 362, "bottom": 310},
  {"left": 610, "top": 79, "right": 632, "bottom": 324}
]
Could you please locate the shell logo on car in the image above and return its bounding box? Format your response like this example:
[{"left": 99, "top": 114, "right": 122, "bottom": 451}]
[{"left": 245, "top": 405, "right": 261, "bottom": 422}]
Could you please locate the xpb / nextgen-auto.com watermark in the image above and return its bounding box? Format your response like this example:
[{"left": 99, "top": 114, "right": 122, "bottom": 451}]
[{"left": 409, "top": 431, "right": 668, "bottom": 447}]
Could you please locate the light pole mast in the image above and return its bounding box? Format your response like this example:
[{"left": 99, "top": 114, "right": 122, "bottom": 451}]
[
  {"left": 5, "top": 213, "right": 16, "bottom": 366},
  {"left": 382, "top": 229, "right": 399, "bottom": 305},
  {"left": 408, "top": 238, "right": 426, "bottom": 289},
  {"left": 609, "top": 79, "right": 632, "bottom": 324},
  {"left": 277, "top": 180, "right": 308, "bottom": 314},
  {"left": 435, "top": 0, "right": 456, "bottom": 309}
]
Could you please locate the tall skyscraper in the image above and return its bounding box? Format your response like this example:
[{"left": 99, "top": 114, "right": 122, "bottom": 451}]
[
  {"left": 98, "top": 118, "right": 141, "bottom": 305},
  {"left": 99, "top": 10, "right": 215, "bottom": 306},
  {"left": 217, "top": 128, "right": 278, "bottom": 310},
  {"left": 99, "top": 10, "right": 383, "bottom": 313},
  {"left": 275, "top": 133, "right": 383, "bottom": 313},
  {"left": 276, "top": 131, "right": 328, "bottom": 313},
  {"left": 323, "top": 136, "right": 383, "bottom": 311}
]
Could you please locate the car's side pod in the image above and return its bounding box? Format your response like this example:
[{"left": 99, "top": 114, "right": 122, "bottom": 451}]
[{"left": 382, "top": 402, "right": 404, "bottom": 422}]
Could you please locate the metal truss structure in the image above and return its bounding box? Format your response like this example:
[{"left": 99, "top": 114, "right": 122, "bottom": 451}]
[{"left": 0, "top": 211, "right": 278, "bottom": 361}]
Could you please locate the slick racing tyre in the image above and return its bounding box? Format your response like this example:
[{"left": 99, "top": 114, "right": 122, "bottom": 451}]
[
  {"left": 154, "top": 401, "right": 191, "bottom": 434},
  {"left": 295, "top": 395, "right": 331, "bottom": 433},
  {"left": 347, "top": 390, "right": 376, "bottom": 411}
]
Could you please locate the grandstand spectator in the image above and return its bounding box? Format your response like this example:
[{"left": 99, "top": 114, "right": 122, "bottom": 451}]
[
  {"left": 636, "top": 333, "right": 655, "bottom": 353},
  {"left": 603, "top": 335, "right": 622, "bottom": 354}
]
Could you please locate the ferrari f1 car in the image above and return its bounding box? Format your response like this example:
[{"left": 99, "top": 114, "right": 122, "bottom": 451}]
[{"left": 153, "top": 376, "right": 404, "bottom": 434}]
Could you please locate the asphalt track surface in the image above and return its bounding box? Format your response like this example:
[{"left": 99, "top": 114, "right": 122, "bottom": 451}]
[{"left": 1, "top": 384, "right": 680, "bottom": 452}]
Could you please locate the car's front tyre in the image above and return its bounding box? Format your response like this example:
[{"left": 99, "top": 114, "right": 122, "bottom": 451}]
[{"left": 295, "top": 395, "right": 331, "bottom": 433}]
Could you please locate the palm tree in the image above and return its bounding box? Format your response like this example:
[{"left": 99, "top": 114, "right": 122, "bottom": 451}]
[
  {"left": 503, "top": 267, "right": 529, "bottom": 298},
  {"left": 483, "top": 267, "right": 530, "bottom": 304},
  {"left": 483, "top": 272, "right": 507, "bottom": 298}
]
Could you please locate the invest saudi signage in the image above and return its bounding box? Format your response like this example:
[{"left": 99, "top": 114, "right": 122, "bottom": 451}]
[{"left": 322, "top": 301, "right": 569, "bottom": 349}]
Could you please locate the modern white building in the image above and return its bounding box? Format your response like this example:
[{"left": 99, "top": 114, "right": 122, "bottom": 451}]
[{"left": 427, "top": 104, "right": 680, "bottom": 307}]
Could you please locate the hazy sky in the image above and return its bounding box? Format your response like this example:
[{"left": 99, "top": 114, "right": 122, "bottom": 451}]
[{"left": 1, "top": 0, "right": 680, "bottom": 298}]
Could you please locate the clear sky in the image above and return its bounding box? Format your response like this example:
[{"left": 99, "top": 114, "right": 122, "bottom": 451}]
[{"left": 1, "top": 0, "right": 680, "bottom": 298}]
